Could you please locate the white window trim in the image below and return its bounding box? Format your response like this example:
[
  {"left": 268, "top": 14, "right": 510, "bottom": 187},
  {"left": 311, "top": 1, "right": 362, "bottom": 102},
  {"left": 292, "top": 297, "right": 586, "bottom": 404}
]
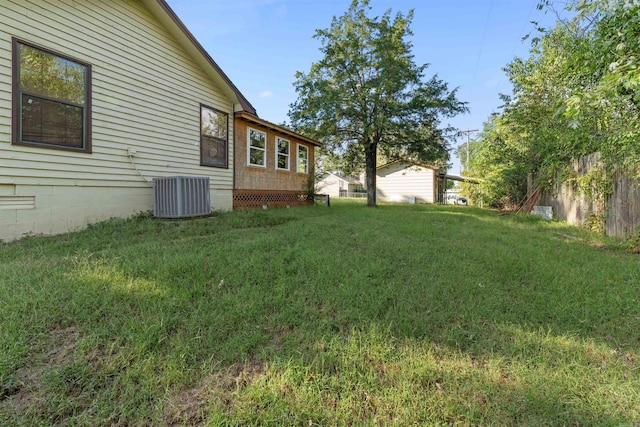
[
  {"left": 275, "top": 137, "right": 290, "bottom": 171},
  {"left": 247, "top": 127, "right": 266, "bottom": 168},
  {"left": 297, "top": 144, "right": 309, "bottom": 174}
]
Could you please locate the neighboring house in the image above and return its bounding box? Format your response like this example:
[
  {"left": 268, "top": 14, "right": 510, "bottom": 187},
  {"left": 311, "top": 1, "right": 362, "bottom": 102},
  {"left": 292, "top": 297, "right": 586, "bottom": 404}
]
[
  {"left": 233, "top": 112, "right": 321, "bottom": 209},
  {"left": 0, "top": 0, "right": 256, "bottom": 242},
  {"left": 376, "top": 160, "right": 440, "bottom": 204},
  {"left": 317, "top": 172, "right": 364, "bottom": 198}
]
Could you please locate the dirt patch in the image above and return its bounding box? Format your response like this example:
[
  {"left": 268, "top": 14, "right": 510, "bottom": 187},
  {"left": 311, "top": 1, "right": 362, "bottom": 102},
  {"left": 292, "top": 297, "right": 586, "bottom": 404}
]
[
  {"left": 46, "top": 326, "right": 81, "bottom": 363},
  {"left": 162, "top": 360, "right": 266, "bottom": 426},
  {"left": 1, "top": 326, "right": 81, "bottom": 415}
]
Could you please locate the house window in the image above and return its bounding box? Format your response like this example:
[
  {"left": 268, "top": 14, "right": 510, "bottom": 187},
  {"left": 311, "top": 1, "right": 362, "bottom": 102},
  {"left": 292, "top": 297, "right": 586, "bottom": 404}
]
[
  {"left": 297, "top": 144, "right": 309, "bottom": 174},
  {"left": 276, "top": 137, "right": 290, "bottom": 170},
  {"left": 200, "top": 105, "right": 228, "bottom": 168},
  {"left": 12, "top": 39, "right": 91, "bottom": 152},
  {"left": 247, "top": 128, "right": 266, "bottom": 167}
]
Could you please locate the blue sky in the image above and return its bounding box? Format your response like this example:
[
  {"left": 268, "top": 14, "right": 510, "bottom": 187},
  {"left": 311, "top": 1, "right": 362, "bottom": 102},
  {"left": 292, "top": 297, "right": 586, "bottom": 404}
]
[{"left": 166, "top": 0, "right": 564, "bottom": 173}]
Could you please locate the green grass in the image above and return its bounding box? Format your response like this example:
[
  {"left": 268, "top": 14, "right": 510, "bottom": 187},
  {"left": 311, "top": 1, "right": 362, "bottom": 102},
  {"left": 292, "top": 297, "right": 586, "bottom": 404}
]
[{"left": 1, "top": 200, "right": 639, "bottom": 425}]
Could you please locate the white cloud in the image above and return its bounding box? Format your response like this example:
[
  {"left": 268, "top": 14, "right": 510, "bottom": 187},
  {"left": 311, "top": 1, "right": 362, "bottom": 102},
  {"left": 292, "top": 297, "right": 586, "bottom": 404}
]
[{"left": 260, "top": 91, "right": 275, "bottom": 98}]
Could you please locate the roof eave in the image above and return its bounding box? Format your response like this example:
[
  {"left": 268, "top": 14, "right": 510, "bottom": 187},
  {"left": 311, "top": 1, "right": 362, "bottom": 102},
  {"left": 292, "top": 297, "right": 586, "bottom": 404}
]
[
  {"left": 235, "top": 112, "right": 322, "bottom": 147},
  {"left": 442, "top": 173, "right": 482, "bottom": 183},
  {"left": 324, "top": 172, "right": 361, "bottom": 184},
  {"left": 377, "top": 159, "right": 439, "bottom": 171}
]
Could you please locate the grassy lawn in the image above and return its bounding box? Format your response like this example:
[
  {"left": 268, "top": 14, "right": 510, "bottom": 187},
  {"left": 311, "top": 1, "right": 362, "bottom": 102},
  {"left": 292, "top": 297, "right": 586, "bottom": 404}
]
[{"left": 1, "top": 199, "right": 639, "bottom": 425}]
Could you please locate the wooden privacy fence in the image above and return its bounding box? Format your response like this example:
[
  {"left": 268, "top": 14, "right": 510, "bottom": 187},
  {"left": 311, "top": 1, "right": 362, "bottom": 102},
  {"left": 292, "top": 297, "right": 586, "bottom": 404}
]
[
  {"left": 534, "top": 153, "right": 640, "bottom": 238},
  {"left": 606, "top": 171, "right": 640, "bottom": 237},
  {"left": 233, "top": 190, "right": 314, "bottom": 209}
]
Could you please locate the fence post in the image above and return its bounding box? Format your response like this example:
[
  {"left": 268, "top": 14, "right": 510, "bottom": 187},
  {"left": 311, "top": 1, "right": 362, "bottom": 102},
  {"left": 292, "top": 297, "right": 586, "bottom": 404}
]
[{"left": 315, "top": 194, "right": 330, "bottom": 207}]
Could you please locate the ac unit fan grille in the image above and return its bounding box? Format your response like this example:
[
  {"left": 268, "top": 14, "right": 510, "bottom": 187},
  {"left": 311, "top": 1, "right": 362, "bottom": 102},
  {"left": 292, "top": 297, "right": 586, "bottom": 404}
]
[{"left": 153, "top": 176, "right": 211, "bottom": 218}]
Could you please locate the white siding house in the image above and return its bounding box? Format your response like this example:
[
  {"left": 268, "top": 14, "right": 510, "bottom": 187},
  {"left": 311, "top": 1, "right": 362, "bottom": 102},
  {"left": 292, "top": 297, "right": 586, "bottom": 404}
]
[
  {"left": 376, "top": 160, "right": 439, "bottom": 204},
  {"left": 317, "top": 172, "right": 363, "bottom": 198},
  {"left": 0, "top": 0, "right": 255, "bottom": 241}
]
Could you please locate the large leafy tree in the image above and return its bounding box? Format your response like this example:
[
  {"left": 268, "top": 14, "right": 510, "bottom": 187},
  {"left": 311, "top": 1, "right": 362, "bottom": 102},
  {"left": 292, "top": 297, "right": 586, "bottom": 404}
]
[
  {"left": 289, "top": 0, "right": 467, "bottom": 206},
  {"left": 561, "top": 0, "right": 640, "bottom": 174},
  {"left": 474, "top": 22, "right": 588, "bottom": 206},
  {"left": 467, "top": 0, "right": 640, "bottom": 207}
]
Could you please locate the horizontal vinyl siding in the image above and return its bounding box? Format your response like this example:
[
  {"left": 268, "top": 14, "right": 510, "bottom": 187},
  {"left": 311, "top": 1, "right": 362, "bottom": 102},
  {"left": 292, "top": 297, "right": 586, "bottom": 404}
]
[
  {"left": 0, "top": 38, "right": 9, "bottom": 145},
  {"left": 0, "top": 0, "right": 235, "bottom": 190},
  {"left": 317, "top": 176, "right": 350, "bottom": 198},
  {"left": 318, "top": 179, "right": 341, "bottom": 198},
  {"left": 377, "top": 163, "right": 436, "bottom": 203}
]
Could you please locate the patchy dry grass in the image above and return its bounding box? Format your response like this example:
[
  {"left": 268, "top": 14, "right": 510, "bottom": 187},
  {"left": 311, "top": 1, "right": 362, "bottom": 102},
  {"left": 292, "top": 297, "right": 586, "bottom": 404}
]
[{"left": 1, "top": 200, "right": 639, "bottom": 425}]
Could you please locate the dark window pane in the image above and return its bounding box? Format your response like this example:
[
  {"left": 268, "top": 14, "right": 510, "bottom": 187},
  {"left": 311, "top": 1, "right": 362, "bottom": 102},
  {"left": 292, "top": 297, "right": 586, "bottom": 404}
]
[
  {"left": 277, "top": 138, "right": 289, "bottom": 155},
  {"left": 249, "top": 148, "right": 265, "bottom": 166},
  {"left": 297, "top": 145, "right": 309, "bottom": 173},
  {"left": 298, "top": 146, "right": 308, "bottom": 160},
  {"left": 201, "top": 135, "right": 227, "bottom": 167},
  {"left": 22, "top": 94, "right": 83, "bottom": 147},
  {"left": 277, "top": 154, "right": 288, "bottom": 169},
  {"left": 249, "top": 129, "right": 265, "bottom": 149}
]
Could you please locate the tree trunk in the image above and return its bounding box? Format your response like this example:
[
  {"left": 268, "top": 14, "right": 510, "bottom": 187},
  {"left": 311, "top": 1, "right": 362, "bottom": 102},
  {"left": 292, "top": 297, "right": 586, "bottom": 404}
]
[{"left": 365, "top": 142, "right": 377, "bottom": 207}]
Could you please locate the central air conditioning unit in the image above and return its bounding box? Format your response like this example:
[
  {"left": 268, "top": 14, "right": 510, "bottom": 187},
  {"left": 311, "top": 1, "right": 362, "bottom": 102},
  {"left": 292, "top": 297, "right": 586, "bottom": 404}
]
[{"left": 152, "top": 176, "right": 211, "bottom": 218}]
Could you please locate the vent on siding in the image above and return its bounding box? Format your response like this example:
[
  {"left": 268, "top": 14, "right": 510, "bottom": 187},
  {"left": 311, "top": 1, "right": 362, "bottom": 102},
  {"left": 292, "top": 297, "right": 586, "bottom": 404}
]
[
  {"left": 153, "top": 176, "right": 211, "bottom": 218},
  {"left": 0, "top": 196, "right": 35, "bottom": 210}
]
